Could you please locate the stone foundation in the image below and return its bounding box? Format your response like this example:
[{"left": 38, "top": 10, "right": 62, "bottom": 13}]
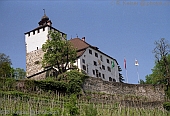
[{"left": 26, "top": 49, "right": 46, "bottom": 80}]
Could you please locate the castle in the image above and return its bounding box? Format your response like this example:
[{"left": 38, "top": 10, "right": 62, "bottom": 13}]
[{"left": 25, "top": 13, "right": 121, "bottom": 82}]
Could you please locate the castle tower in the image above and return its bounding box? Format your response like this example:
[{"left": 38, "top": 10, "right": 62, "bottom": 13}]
[{"left": 25, "top": 11, "right": 66, "bottom": 80}]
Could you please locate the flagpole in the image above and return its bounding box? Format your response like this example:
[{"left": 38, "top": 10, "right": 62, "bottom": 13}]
[
  {"left": 136, "top": 66, "right": 140, "bottom": 83},
  {"left": 126, "top": 69, "right": 128, "bottom": 83},
  {"left": 135, "top": 59, "right": 140, "bottom": 83}
]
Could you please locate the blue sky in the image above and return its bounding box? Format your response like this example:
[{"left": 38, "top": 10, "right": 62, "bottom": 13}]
[{"left": 0, "top": 0, "right": 170, "bottom": 84}]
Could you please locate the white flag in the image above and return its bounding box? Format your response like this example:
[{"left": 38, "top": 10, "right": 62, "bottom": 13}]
[{"left": 135, "top": 59, "right": 139, "bottom": 66}]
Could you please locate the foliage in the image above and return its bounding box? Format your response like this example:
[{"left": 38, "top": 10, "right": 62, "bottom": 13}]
[
  {"left": 144, "top": 38, "right": 170, "bottom": 85},
  {"left": 0, "top": 77, "right": 16, "bottom": 91},
  {"left": 139, "top": 79, "right": 145, "bottom": 84},
  {"left": 84, "top": 104, "right": 97, "bottom": 116},
  {"left": 57, "top": 70, "right": 88, "bottom": 94},
  {"left": 145, "top": 54, "right": 170, "bottom": 84},
  {"left": 0, "top": 53, "right": 12, "bottom": 77},
  {"left": 66, "top": 94, "right": 79, "bottom": 116},
  {"left": 163, "top": 102, "right": 170, "bottom": 111},
  {"left": 42, "top": 31, "right": 77, "bottom": 75},
  {"left": 152, "top": 38, "right": 170, "bottom": 78},
  {"left": 118, "top": 66, "right": 124, "bottom": 83},
  {"left": 13, "top": 68, "right": 26, "bottom": 79}
]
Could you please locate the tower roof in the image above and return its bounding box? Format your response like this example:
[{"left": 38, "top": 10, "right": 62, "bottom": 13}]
[{"left": 38, "top": 9, "right": 52, "bottom": 26}]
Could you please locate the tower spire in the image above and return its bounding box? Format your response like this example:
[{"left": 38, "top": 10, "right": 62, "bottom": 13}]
[
  {"left": 43, "top": 9, "right": 46, "bottom": 15},
  {"left": 38, "top": 9, "right": 52, "bottom": 26}
]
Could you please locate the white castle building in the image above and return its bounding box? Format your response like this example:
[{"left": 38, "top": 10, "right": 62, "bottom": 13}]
[{"left": 25, "top": 13, "right": 121, "bottom": 82}]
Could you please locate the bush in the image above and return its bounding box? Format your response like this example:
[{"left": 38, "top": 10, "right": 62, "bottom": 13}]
[
  {"left": 57, "top": 70, "right": 88, "bottom": 94},
  {"left": 163, "top": 102, "right": 170, "bottom": 111}
]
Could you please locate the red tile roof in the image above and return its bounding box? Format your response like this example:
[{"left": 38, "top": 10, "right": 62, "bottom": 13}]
[
  {"left": 69, "top": 38, "right": 90, "bottom": 51},
  {"left": 69, "top": 38, "right": 119, "bottom": 66}
]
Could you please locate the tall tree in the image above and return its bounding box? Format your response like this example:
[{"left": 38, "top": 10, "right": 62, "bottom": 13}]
[
  {"left": 42, "top": 31, "right": 77, "bottom": 75},
  {"left": 145, "top": 38, "right": 170, "bottom": 84},
  {"left": 14, "top": 68, "right": 26, "bottom": 79},
  {"left": 0, "top": 53, "right": 12, "bottom": 77}
]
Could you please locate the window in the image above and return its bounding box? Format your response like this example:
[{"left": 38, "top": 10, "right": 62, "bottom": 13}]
[
  {"left": 82, "top": 65, "right": 86, "bottom": 71},
  {"left": 95, "top": 52, "right": 98, "bottom": 57},
  {"left": 102, "top": 65, "right": 105, "bottom": 70},
  {"left": 107, "top": 66, "right": 111, "bottom": 72},
  {"left": 93, "top": 70, "right": 95, "bottom": 75},
  {"left": 37, "top": 47, "right": 38, "bottom": 50},
  {"left": 94, "top": 61, "right": 97, "bottom": 66},
  {"left": 89, "top": 49, "right": 92, "bottom": 54},
  {"left": 102, "top": 74, "right": 105, "bottom": 79},
  {"left": 99, "top": 72, "right": 101, "bottom": 77},
  {"left": 113, "top": 78, "right": 116, "bottom": 82},
  {"left": 34, "top": 61, "right": 39, "bottom": 64},
  {"left": 100, "top": 55, "right": 103, "bottom": 61},
  {"left": 107, "top": 59, "right": 110, "bottom": 64},
  {"left": 96, "top": 69, "right": 98, "bottom": 77},
  {"left": 43, "top": 27, "right": 45, "bottom": 31},
  {"left": 109, "top": 77, "right": 112, "bottom": 81},
  {"left": 82, "top": 59, "right": 85, "bottom": 63}
]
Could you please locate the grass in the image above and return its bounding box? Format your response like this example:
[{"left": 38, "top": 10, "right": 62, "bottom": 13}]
[{"left": 0, "top": 91, "right": 169, "bottom": 116}]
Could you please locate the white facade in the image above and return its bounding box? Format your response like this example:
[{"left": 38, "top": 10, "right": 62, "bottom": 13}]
[
  {"left": 25, "top": 27, "right": 49, "bottom": 53},
  {"left": 74, "top": 47, "right": 119, "bottom": 82}
]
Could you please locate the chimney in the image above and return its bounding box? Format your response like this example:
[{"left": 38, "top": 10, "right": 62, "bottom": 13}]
[{"left": 82, "top": 37, "right": 85, "bottom": 41}]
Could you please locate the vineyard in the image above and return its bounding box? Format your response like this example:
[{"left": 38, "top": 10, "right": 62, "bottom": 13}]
[{"left": 0, "top": 77, "right": 170, "bottom": 116}]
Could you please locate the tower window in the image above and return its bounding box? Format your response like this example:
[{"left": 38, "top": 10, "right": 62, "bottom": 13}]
[
  {"left": 37, "top": 47, "right": 38, "bottom": 50},
  {"left": 43, "top": 27, "right": 45, "bottom": 31}
]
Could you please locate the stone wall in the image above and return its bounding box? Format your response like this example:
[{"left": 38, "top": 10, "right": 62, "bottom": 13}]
[
  {"left": 83, "top": 77, "right": 165, "bottom": 101},
  {"left": 26, "top": 49, "right": 46, "bottom": 80}
]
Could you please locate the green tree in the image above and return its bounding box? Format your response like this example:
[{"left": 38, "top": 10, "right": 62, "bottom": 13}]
[
  {"left": 42, "top": 31, "right": 77, "bottom": 75},
  {"left": 153, "top": 38, "right": 170, "bottom": 78},
  {"left": 14, "top": 68, "right": 26, "bottom": 79},
  {"left": 145, "top": 38, "right": 170, "bottom": 84},
  {"left": 0, "top": 53, "right": 12, "bottom": 77},
  {"left": 118, "top": 66, "right": 124, "bottom": 83}
]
